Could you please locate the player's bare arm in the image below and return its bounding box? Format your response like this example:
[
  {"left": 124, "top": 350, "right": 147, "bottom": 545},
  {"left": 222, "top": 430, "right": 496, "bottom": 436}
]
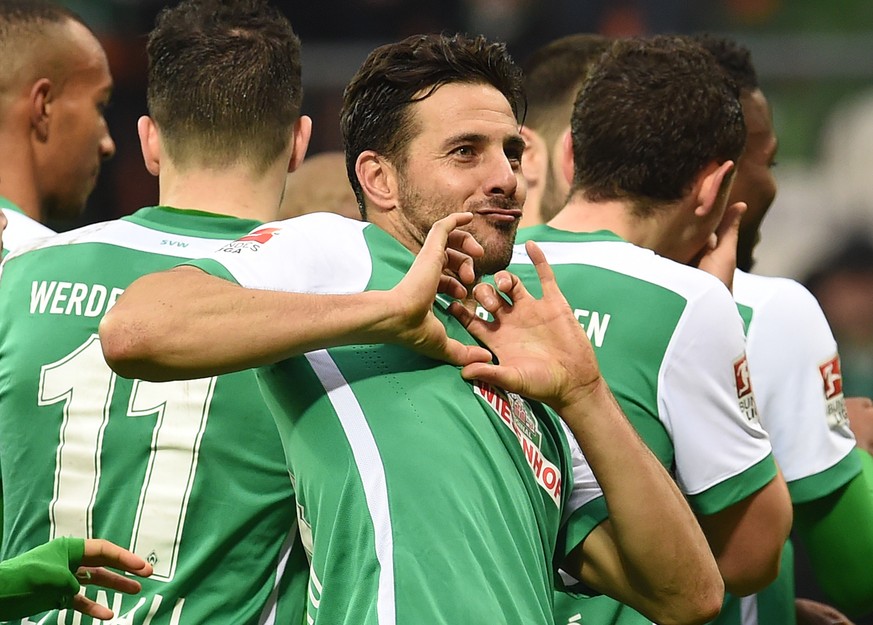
[
  {"left": 452, "top": 240, "right": 723, "bottom": 625},
  {"left": 100, "top": 213, "right": 492, "bottom": 381},
  {"left": 696, "top": 468, "right": 792, "bottom": 596},
  {"left": 846, "top": 397, "right": 873, "bottom": 455}
]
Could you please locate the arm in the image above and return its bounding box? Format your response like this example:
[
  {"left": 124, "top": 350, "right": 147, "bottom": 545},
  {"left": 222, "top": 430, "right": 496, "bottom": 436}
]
[
  {"left": 795, "top": 598, "right": 856, "bottom": 625},
  {"left": 793, "top": 449, "right": 873, "bottom": 617},
  {"left": 695, "top": 472, "right": 792, "bottom": 596},
  {"left": 100, "top": 213, "right": 491, "bottom": 381},
  {"left": 453, "top": 241, "right": 723, "bottom": 625},
  {"left": 0, "top": 538, "right": 152, "bottom": 621},
  {"left": 846, "top": 397, "right": 873, "bottom": 455}
]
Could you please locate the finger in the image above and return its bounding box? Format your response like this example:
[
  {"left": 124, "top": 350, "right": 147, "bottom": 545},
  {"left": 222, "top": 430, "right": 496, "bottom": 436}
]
[
  {"left": 525, "top": 241, "right": 562, "bottom": 299},
  {"left": 715, "top": 202, "right": 747, "bottom": 241},
  {"left": 77, "top": 566, "right": 143, "bottom": 594},
  {"left": 71, "top": 595, "right": 114, "bottom": 620},
  {"left": 446, "top": 228, "right": 484, "bottom": 259},
  {"left": 460, "top": 362, "right": 518, "bottom": 391},
  {"left": 82, "top": 539, "right": 153, "bottom": 576},
  {"left": 472, "top": 283, "right": 505, "bottom": 315},
  {"left": 444, "top": 248, "right": 476, "bottom": 286},
  {"left": 437, "top": 274, "right": 467, "bottom": 300},
  {"left": 442, "top": 337, "right": 492, "bottom": 367}
]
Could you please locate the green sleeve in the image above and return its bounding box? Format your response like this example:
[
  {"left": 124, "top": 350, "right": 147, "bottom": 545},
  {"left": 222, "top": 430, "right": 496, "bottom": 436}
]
[
  {"left": 793, "top": 448, "right": 873, "bottom": 618},
  {"left": 0, "top": 537, "right": 85, "bottom": 620}
]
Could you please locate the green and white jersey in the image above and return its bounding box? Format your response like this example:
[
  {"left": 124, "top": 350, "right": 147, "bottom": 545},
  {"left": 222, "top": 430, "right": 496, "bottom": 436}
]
[
  {"left": 511, "top": 227, "right": 777, "bottom": 625},
  {"left": 714, "top": 270, "right": 861, "bottom": 625},
  {"left": 0, "top": 197, "right": 55, "bottom": 258},
  {"left": 187, "top": 212, "right": 610, "bottom": 625},
  {"left": 0, "top": 207, "right": 308, "bottom": 625}
]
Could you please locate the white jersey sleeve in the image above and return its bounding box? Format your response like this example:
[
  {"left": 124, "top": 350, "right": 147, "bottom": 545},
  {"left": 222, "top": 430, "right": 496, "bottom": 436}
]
[
  {"left": 191, "top": 213, "right": 373, "bottom": 294},
  {"left": 659, "top": 279, "right": 773, "bottom": 511},
  {"left": 1, "top": 209, "right": 55, "bottom": 256},
  {"left": 734, "top": 271, "right": 856, "bottom": 496}
]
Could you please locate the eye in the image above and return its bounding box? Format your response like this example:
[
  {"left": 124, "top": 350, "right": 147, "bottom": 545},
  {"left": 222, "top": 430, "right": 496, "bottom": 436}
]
[{"left": 453, "top": 145, "right": 475, "bottom": 157}]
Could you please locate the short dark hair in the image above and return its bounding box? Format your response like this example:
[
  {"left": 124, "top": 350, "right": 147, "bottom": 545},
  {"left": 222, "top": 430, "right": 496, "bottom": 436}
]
[
  {"left": 0, "top": 0, "right": 90, "bottom": 99},
  {"left": 523, "top": 33, "right": 611, "bottom": 149},
  {"left": 147, "top": 0, "right": 302, "bottom": 172},
  {"left": 0, "top": 0, "right": 84, "bottom": 33},
  {"left": 341, "top": 33, "right": 525, "bottom": 218},
  {"left": 570, "top": 35, "right": 746, "bottom": 215},
  {"left": 693, "top": 33, "right": 759, "bottom": 93}
]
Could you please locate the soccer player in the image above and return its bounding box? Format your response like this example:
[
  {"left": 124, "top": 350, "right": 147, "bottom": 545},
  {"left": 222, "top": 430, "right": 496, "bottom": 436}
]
[
  {"left": 518, "top": 33, "right": 610, "bottom": 228},
  {"left": 0, "top": 2, "right": 318, "bottom": 624},
  {"left": 697, "top": 34, "right": 873, "bottom": 625},
  {"left": 0, "top": 0, "right": 115, "bottom": 254},
  {"left": 99, "top": 33, "right": 723, "bottom": 625},
  {"left": 508, "top": 35, "right": 793, "bottom": 624}
]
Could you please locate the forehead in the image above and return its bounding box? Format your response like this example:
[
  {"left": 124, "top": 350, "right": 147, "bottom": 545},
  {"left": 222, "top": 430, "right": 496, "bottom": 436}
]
[
  {"left": 741, "top": 89, "right": 774, "bottom": 139},
  {"left": 62, "top": 19, "right": 113, "bottom": 92},
  {"left": 407, "top": 82, "right": 519, "bottom": 145}
]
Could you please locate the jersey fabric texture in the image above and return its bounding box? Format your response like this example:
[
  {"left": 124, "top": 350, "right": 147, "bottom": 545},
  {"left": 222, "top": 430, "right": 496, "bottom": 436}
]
[
  {"left": 0, "top": 206, "right": 308, "bottom": 625},
  {"left": 0, "top": 197, "right": 55, "bottom": 258},
  {"left": 185, "top": 212, "right": 609, "bottom": 625},
  {"left": 0, "top": 537, "right": 84, "bottom": 620},
  {"left": 510, "top": 226, "right": 776, "bottom": 625},
  {"left": 712, "top": 270, "right": 862, "bottom": 625}
]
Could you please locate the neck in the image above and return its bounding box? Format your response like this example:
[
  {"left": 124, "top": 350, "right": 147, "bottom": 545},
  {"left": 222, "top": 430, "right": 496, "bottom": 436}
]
[
  {"left": 0, "top": 124, "right": 43, "bottom": 221},
  {"left": 158, "top": 161, "right": 287, "bottom": 223},
  {"left": 549, "top": 194, "right": 690, "bottom": 262}
]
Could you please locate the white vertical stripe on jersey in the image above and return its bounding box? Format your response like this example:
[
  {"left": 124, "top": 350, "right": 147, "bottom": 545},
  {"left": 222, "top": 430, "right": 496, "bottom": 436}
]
[
  {"left": 740, "top": 594, "right": 758, "bottom": 625},
  {"left": 257, "top": 519, "right": 299, "bottom": 625},
  {"left": 305, "top": 349, "right": 396, "bottom": 625}
]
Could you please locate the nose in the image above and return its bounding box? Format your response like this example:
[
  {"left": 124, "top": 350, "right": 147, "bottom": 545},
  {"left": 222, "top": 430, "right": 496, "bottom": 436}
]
[
  {"left": 485, "top": 152, "right": 519, "bottom": 198},
  {"left": 100, "top": 130, "right": 116, "bottom": 161}
]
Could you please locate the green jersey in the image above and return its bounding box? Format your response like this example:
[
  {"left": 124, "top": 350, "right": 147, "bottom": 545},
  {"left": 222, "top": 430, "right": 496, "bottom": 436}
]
[
  {"left": 187, "top": 212, "right": 610, "bottom": 625},
  {"left": 511, "top": 227, "right": 777, "bottom": 625},
  {"left": 0, "top": 207, "right": 308, "bottom": 625}
]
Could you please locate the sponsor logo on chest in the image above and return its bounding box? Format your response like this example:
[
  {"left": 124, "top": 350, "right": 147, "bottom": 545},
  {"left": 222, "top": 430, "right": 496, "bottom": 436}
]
[{"left": 473, "top": 381, "right": 562, "bottom": 506}]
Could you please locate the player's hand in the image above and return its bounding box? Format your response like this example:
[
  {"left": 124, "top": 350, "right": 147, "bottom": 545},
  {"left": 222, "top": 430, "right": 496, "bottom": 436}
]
[
  {"left": 384, "top": 212, "right": 492, "bottom": 367},
  {"left": 795, "top": 598, "right": 856, "bottom": 625},
  {"left": 71, "top": 539, "right": 153, "bottom": 620},
  {"left": 450, "top": 240, "right": 602, "bottom": 411},
  {"left": 846, "top": 396, "right": 873, "bottom": 455},
  {"left": 693, "top": 201, "right": 746, "bottom": 291}
]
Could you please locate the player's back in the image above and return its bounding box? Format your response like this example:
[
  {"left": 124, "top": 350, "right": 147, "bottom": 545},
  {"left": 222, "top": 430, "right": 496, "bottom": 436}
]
[{"left": 0, "top": 206, "right": 307, "bottom": 625}]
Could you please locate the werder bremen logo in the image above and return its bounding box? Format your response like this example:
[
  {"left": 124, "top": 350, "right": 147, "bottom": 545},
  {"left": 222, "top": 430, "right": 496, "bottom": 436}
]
[{"left": 508, "top": 392, "right": 541, "bottom": 447}]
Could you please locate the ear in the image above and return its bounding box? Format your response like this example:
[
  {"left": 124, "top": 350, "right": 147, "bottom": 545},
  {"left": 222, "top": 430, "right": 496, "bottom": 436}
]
[
  {"left": 137, "top": 115, "right": 161, "bottom": 177},
  {"left": 695, "top": 160, "right": 735, "bottom": 217},
  {"left": 287, "top": 115, "right": 312, "bottom": 173},
  {"left": 519, "top": 125, "right": 546, "bottom": 188},
  {"left": 355, "top": 150, "right": 397, "bottom": 213},
  {"left": 559, "top": 126, "right": 574, "bottom": 187},
  {"left": 29, "top": 78, "right": 53, "bottom": 142}
]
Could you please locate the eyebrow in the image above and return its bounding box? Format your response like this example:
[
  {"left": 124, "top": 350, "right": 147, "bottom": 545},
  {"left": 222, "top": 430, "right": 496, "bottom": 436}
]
[{"left": 504, "top": 134, "right": 525, "bottom": 154}]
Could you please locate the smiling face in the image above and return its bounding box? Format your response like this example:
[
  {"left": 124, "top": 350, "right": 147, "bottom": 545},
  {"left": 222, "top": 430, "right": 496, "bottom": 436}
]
[
  {"left": 37, "top": 19, "right": 115, "bottom": 220},
  {"left": 389, "top": 82, "right": 526, "bottom": 277},
  {"left": 731, "top": 88, "right": 778, "bottom": 271}
]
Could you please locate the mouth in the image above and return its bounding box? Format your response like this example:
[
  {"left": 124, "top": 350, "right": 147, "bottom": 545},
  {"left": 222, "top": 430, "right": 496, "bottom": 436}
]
[{"left": 476, "top": 207, "right": 523, "bottom": 223}]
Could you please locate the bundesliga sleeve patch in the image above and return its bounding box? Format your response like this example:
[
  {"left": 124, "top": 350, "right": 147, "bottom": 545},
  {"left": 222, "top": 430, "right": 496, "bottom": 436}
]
[
  {"left": 819, "top": 354, "right": 850, "bottom": 430},
  {"left": 734, "top": 354, "right": 761, "bottom": 424}
]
